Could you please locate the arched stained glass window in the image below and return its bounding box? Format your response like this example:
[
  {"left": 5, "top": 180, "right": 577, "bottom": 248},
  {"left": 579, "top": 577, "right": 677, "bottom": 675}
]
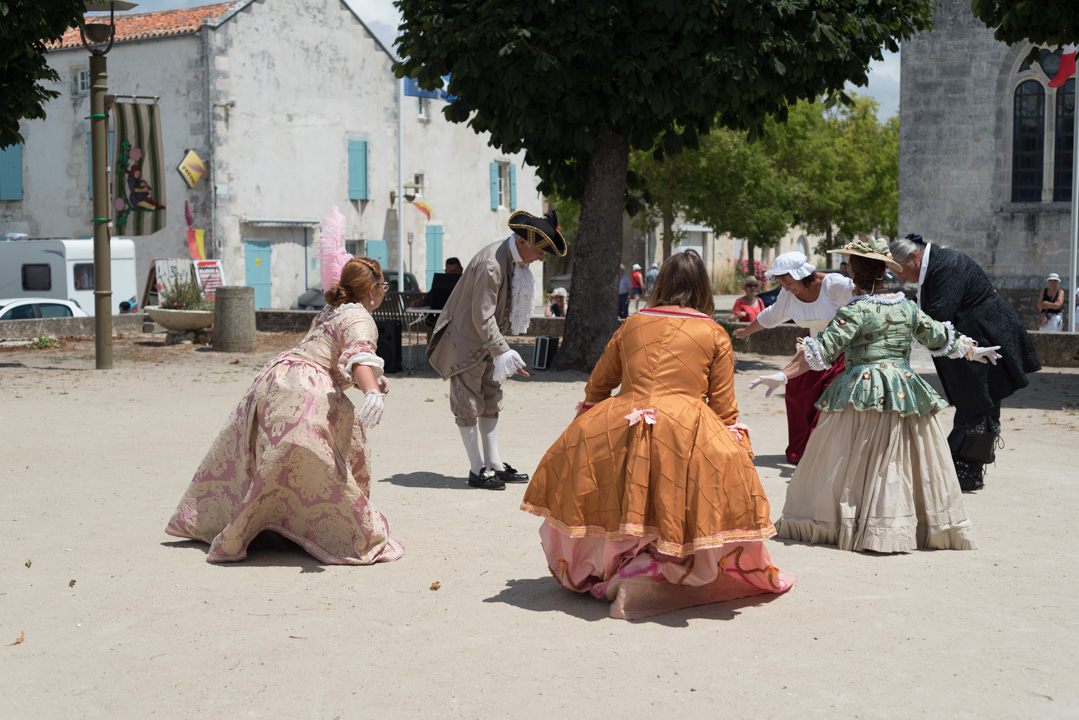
[
  {"left": 1054, "top": 78, "right": 1075, "bottom": 202},
  {"left": 1012, "top": 80, "right": 1045, "bottom": 202}
]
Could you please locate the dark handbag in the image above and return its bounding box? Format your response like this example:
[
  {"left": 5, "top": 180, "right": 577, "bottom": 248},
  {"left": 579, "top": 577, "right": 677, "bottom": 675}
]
[{"left": 959, "top": 427, "right": 996, "bottom": 464}]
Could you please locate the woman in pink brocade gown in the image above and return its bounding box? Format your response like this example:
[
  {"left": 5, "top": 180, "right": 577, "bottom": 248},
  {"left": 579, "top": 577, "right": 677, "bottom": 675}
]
[{"left": 166, "top": 256, "right": 404, "bottom": 564}]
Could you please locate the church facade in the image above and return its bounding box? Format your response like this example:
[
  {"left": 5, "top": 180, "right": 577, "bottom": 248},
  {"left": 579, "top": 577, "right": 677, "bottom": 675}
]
[{"left": 900, "top": 0, "right": 1074, "bottom": 323}]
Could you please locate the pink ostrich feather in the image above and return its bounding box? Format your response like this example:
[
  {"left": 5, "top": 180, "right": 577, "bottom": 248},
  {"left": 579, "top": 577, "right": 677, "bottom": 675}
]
[{"left": 315, "top": 206, "right": 352, "bottom": 290}]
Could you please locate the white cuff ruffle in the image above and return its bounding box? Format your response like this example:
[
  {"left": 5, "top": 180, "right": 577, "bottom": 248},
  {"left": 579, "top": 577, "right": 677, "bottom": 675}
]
[
  {"left": 798, "top": 337, "right": 831, "bottom": 371},
  {"left": 491, "top": 349, "right": 526, "bottom": 382},
  {"left": 343, "top": 351, "right": 385, "bottom": 378}
]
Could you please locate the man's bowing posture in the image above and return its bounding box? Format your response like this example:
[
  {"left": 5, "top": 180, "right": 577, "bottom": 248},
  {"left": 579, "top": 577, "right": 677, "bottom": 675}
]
[
  {"left": 890, "top": 234, "right": 1041, "bottom": 491},
  {"left": 428, "top": 210, "right": 567, "bottom": 490}
]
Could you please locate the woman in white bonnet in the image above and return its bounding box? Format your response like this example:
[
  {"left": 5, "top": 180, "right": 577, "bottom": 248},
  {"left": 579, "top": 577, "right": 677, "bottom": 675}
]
[{"left": 735, "top": 251, "right": 854, "bottom": 464}]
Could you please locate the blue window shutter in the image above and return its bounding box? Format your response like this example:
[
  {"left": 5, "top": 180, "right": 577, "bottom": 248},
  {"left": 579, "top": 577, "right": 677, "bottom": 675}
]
[
  {"left": 348, "top": 140, "right": 368, "bottom": 200},
  {"left": 509, "top": 163, "right": 517, "bottom": 211},
  {"left": 489, "top": 161, "right": 498, "bottom": 210},
  {"left": 0, "top": 143, "right": 23, "bottom": 201},
  {"left": 366, "top": 238, "right": 388, "bottom": 267}
]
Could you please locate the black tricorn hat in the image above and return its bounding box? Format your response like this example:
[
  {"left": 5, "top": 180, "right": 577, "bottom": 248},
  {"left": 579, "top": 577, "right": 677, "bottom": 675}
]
[{"left": 508, "top": 209, "right": 568, "bottom": 257}]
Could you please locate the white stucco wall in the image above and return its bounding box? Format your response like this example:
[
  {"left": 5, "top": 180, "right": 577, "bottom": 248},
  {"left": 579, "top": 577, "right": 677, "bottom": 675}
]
[
  {"left": 401, "top": 96, "right": 542, "bottom": 292},
  {"left": 209, "top": 0, "right": 399, "bottom": 308},
  {"left": 8, "top": 35, "right": 209, "bottom": 295}
]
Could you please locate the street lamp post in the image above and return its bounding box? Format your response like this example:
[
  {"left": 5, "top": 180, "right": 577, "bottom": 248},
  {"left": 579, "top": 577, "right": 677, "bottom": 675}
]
[{"left": 80, "top": 1, "right": 137, "bottom": 370}]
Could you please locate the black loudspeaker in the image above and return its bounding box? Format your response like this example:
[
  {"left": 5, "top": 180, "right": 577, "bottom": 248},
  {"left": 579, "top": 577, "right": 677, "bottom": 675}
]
[
  {"left": 375, "top": 320, "right": 402, "bottom": 374},
  {"left": 533, "top": 335, "right": 558, "bottom": 370}
]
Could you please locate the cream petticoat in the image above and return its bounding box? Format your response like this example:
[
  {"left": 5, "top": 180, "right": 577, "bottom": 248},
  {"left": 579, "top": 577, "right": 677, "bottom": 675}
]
[{"left": 777, "top": 408, "right": 976, "bottom": 553}]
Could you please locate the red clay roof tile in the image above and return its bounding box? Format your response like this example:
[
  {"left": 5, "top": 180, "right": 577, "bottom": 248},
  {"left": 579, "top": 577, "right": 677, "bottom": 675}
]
[{"left": 53, "top": 2, "right": 236, "bottom": 50}]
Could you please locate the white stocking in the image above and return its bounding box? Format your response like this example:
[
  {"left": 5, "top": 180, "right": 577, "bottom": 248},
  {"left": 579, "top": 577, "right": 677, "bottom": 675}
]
[
  {"left": 458, "top": 425, "right": 484, "bottom": 475},
  {"left": 477, "top": 417, "right": 504, "bottom": 472}
]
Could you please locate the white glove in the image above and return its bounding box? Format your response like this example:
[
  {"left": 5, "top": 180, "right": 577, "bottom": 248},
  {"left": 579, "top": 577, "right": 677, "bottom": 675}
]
[
  {"left": 748, "top": 371, "right": 787, "bottom": 398},
  {"left": 377, "top": 375, "right": 390, "bottom": 395},
  {"left": 971, "top": 345, "right": 1001, "bottom": 365},
  {"left": 492, "top": 349, "right": 527, "bottom": 382},
  {"left": 358, "top": 390, "right": 385, "bottom": 428}
]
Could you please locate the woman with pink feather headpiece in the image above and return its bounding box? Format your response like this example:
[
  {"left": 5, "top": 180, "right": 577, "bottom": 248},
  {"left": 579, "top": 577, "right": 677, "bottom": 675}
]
[{"left": 166, "top": 207, "right": 403, "bottom": 565}]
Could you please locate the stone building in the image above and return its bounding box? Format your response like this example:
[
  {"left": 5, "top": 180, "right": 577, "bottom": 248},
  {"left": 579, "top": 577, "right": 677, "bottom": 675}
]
[
  {"left": 900, "top": 0, "right": 1075, "bottom": 322},
  {"left": 0, "top": 0, "right": 539, "bottom": 309}
]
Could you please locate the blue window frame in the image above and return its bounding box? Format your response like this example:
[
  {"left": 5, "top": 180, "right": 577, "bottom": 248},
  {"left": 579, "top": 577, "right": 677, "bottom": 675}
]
[
  {"left": 0, "top": 143, "right": 23, "bottom": 201},
  {"left": 1012, "top": 80, "right": 1045, "bottom": 202}
]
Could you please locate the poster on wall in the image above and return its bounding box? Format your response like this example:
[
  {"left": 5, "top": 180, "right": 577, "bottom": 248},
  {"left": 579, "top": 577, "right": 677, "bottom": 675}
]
[{"left": 194, "top": 259, "right": 225, "bottom": 300}]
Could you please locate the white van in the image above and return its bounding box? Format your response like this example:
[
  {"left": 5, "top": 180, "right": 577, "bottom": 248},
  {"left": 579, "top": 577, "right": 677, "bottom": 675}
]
[{"left": 0, "top": 238, "right": 138, "bottom": 316}]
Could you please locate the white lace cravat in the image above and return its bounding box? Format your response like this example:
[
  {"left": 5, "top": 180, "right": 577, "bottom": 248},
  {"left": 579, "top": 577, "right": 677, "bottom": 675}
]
[{"left": 508, "top": 262, "right": 535, "bottom": 335}]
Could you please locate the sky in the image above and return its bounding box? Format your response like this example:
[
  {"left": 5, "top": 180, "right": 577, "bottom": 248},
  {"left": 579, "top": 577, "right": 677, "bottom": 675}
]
[{"left": 124, "top": 0, "right": 902, "bottom": 120}]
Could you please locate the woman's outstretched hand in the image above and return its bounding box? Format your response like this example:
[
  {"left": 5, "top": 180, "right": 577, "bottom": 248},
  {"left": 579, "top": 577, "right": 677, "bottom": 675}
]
[
  {"left": 748, "top": 371, "right": 787, "bottom": 398},
  {"left": 377, "top": 375, "right": 390, "bottom": 394},
  {"left": 359, "top": 390, "right": 385, "bottom": 427}
]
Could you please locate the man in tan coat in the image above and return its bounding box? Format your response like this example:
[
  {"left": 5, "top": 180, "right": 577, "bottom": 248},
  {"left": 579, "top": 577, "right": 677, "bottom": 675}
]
[{"left": 428, "top": 210, "right": 567, "bottom": 490}]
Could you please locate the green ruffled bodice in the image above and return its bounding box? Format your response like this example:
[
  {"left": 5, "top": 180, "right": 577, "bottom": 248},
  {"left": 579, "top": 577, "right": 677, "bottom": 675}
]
[{"left": 806, "top": 295, "right": 950, "bottom": 416}]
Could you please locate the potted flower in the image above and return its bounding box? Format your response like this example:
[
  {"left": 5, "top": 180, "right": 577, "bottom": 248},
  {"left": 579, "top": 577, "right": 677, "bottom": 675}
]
[{"left": 146, "top": 274, "right": 215, "bottom": 332}]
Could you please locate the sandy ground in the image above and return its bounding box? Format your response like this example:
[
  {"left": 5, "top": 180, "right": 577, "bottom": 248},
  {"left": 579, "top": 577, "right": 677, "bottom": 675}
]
[{"left": 2, "top": 326, "right": 1078, "bottom": 719}]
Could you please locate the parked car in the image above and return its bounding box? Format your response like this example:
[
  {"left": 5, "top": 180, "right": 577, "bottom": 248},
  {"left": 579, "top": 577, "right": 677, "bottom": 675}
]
[
  {"left": 295, "top": 271, "right": 420, "bottom": 310},
  {"left": 0, "top": 297, "right": 89, "bottom": 320}
]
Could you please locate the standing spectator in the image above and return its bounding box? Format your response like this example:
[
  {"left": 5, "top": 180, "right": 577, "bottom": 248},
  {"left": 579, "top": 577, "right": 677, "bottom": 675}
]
[
  {"left": 617, "top": 264, "right": 631, "bottom": 318},
  {"left": 1036, "top": 272, "right": 1065, "bottom": 332},
  {"left": 729, "top": 278, "right": 765, "bottom": 323},
  {"left": 645, "top": 263, "right": 659, "bottom": 296},
  {"left": 630, "top": 263, "right": 645, "bottom": 312},
  {"left": 890, "top": 234, "right": 1040, "bottom": 492}
]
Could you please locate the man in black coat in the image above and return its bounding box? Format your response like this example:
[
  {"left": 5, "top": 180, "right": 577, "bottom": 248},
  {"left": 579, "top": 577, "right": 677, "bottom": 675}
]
[{"left": 891, "top": 235, "right": 1041, "bottom": 491}]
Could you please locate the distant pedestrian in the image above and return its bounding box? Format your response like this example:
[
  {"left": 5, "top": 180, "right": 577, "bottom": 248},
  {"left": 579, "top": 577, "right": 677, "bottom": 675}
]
[
  {"left": 645, "top": 263, "right": 659, "bottom": 296},
  {"left": 630, "top": 263, "right": 645, "bottom": 312},
  {"left": 617, "top": 264, "right": 631, "bottom": 318}
]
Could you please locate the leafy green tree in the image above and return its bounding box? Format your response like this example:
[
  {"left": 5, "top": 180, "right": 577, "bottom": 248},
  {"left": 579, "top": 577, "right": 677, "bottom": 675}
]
[
  {"left": 395, "top": 0, "right": 936, "bottom": 369},
  {"left": 1, "top": 0, "right": 86, "bottom": 148},
  {"left": 971, "top": 0, "right": 1078, "bottom": 48},
  {"left": 765, "top": 96, "right": 898, "bottom": 263}
]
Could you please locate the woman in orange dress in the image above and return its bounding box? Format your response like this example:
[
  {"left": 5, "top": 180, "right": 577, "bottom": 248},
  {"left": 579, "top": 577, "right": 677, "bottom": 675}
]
[{"left": 521, "top": 251, "right": 794, "bottom": 620}]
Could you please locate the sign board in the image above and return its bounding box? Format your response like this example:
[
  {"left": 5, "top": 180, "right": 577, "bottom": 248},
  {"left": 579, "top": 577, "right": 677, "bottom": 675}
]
[
  {"left": 177, "top": 149, "right": 206, "bottom": 189},
  {"left": 194, "top": 259, "right": 225, "bottom": 300},
  {"left": 154, "top": 258, "right": 193, "bottom": 292}
]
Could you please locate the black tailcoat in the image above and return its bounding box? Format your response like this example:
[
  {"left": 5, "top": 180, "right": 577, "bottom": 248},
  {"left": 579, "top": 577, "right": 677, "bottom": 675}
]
[{"left": 921, "top": 246, "right": 1041, "bottom": 420}]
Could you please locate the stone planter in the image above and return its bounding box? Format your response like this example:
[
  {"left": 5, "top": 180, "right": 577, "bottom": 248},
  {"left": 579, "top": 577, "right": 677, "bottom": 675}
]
[{"left": 145, "top": 305, "right": 215, "bottom": 332}]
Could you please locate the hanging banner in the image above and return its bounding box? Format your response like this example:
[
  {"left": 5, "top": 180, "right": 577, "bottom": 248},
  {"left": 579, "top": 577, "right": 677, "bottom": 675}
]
[{"left": 112, "top": 101, "right": 167, "bottom": 236}]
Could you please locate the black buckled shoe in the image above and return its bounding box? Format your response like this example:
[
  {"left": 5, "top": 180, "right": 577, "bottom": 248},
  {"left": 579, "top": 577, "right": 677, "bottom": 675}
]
[
  {"left": 493, "top": 463, "right": 529, "bottom": 484},
  {"left": 468, "top": 468, "right": 505, "bottom": 490}
]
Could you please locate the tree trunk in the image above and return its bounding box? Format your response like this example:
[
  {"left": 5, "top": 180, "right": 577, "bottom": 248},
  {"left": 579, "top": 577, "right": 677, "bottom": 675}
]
[
  {"left": 747, "top": 241, "right": 755, "bottom": 272},
  {"left": 824, "top": 225, "right": 833, "bottom": 268},
  {"left": 553, "top": 134, "right": 630, "bottom": 372},
  {"left": 661, "top": 205, "right": 674, "bottom": 260}
]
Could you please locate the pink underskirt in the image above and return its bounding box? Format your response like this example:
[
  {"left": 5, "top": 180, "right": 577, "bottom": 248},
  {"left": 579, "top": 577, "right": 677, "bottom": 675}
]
[{"left": 539, "top": 522, "right": 794, "bottom": 620}]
